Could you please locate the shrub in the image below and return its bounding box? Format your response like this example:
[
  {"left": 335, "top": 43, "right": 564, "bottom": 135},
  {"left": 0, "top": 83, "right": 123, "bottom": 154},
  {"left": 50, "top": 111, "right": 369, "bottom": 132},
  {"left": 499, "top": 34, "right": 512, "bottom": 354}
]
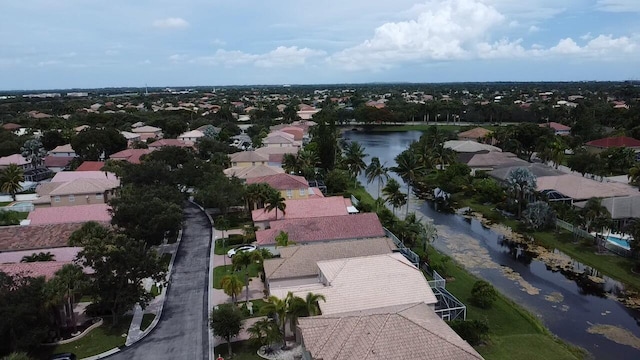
[
  {"left": 227, "top": 234, "right": 245, "bottom": 246},
  {"left": 523, "top": 200, "right": 556, "bottom": 230},
  {"left": 470, "top": 280, "right": 498, "bottom": 309},
  {"left": 448, "top": 319, "right": 490, "bottom": 346}
]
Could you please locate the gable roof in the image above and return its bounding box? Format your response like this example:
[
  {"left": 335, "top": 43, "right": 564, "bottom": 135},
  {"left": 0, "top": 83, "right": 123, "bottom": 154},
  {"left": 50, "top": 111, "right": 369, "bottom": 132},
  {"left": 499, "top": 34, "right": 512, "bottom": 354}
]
[
  {"left": 119, "top": 130, "right": 140, "bottom": 140},
  {"left": 43, "top": 155, "right": 74, "bottom": 168},
  {"left": 457, "top": 127, "right": 491, "bottom": 139},
  {"left": 536, "top": 174, "right": 638, "bottom": 201},
  {"left": 28, "top": 204, "right": 111, "bottom": 225},
  {"left": 585, "top": 136, "right": 640, "bottom": 148},
  {"left": 147, "top": 139, "right": 194, "bottom": 148},
  {"left": 444, "top": 140, "right": 502, "bottom": 153},
  {"left": 263, "top": 134, "right": 296, "bottom": 145},
  {"left": 271, "top": 253, "right": 437, "bottom": 315},
  {"left": 109, "top": 148, "right": 153, "bottom": 164},
  {"left": 279, "top": 127, "right": 304, "bottom": 140},
  {"left": 131, "top": 125, "right": 162, "bottom": 133},
  {"left": 463, "top": 151, "right": 527, "bottom": 169},
  {"left": 223, "top": 164, "right": 284, "bottom": 179},
  {"left": 46, "top": 178, "right": 119, "bottom": 196},
  {"left": 50, "top": 144, "right": 75, "bottom": 153},
  {"left": 575, "top": 195, "right": 640, "bottom": 220},
  {"left": 297, "top": 302, "right": 483, "bottom": 360},
  {"left": 256, "top": 213, "right": 385, "bottom": 245},
  {"left": 178, "top": 130, "right": 204, "bottom": 139},
  {"left": 252, "top": 196, "right": 352, "bottom": 222},
  {"left": 75, "top": 161, "right": 105, "bottom": 171},
  {"left": 0, "top": 222, "right": 93, "bottom": 251},
  {"left": 540, "top": 122, "right": 571, "bottom": 131},
  {"left": 246, "top": 173, "right": 308, "bottom": 190},
  {"left": 0, "top": 261, "right": 75, "bottom": 280},
  {"left": 264, "top": 237, "right": 396, "bottom": 280},
  {"left": 229, "top": 151, "right": 269, "bottom": 163},
  {"left": 0, "top": 154, "right": 29, "bottom": 166},
  {"left": 51, "top": 171, "right": 118, "bottom": 183}
]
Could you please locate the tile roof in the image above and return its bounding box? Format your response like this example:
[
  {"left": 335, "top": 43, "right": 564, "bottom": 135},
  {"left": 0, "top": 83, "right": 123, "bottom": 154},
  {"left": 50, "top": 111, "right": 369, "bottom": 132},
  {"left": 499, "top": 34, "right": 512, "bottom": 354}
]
[
  {"left": 28, "top": 204, "right": 111, "bottom": 225},
  {"left": 0, "top": 246, "right": 81, "bottom": 264},
  {"left": 246, "top": 173, "right": 308, "bottom": 190},
  {"left": 457, "top": 127, "right": 492, "bottom": 139},
  {"left": 50, "top": 144, "right": 75, "bottom": 153},
  {"left": 0, "top": 222, "right": 99, "bottom": 251},
  {"left": 51, "top": 171, "right": 119, "bottom": 183},
  {"left": 464, "top": 151, "right": 527, "bottom": 168},
  {"left": 536, "top": 174, "right": 638, "bottom": 201},
  {"left": 279, "top": 127, "right": 304, "bottom": 140},
  {"left": 297, "top": 302, "right": 483, "bottom": 360},
  {"left": 75, "top": 161, "right": 105, "bottom": 171},
  {"left": 309, "top": 188, "right": 325, "bottom": 198},
  {"left": 256, "top": 213, "right": 385, "bottom": 245},
  {"left": 488, "top": 163, "right": 564, "bottom": 182},
  {"left": 47, "top": 178, "right": 119, "bottom": 196},
  {"left": 444, "top": 140, "right": 502, "bottom": 153},
  {"left": 263, "top": 134, "right": 296, "bottom": 145},
  {"left": 0, "top": 154, "right": 29, "bottom": 166},
  {"left": 131, "top": 125, "right": 162, "bottom": 133},
  {"left": 264, "top": 237, "right": 397, "bottom": 280},
  {"left": 109, "top": 148, "right": 153, "bottom": 164},
  {"left": 119, "top": 131, "right": 140, "bottom": 140},
  {"left": 271, "top": 253, "right": 437, "bottom": 315},
  {"left": 1, "top": 122, "right": 21, "bottom": 131},
  {"left": 43, "top": 155, "right": 74, "bottom": 168},
  {"left": 540, "top": 122, "right": 571, "bottom": 131},
  {"left": 252, "top": 196, "right": 352, "bottom": 222},
  {"left": 254, "top": 146, "right": 299, "bottom": 156},
  {"left": 0, "top": 261, "right": 75, "bottom": 280},
  {"left": 224, "top": 165, "right": 284, "bottom": 179},
  {"left": 585, "top": 136, "right": 640, "bottom": 148},
  {"left": 178, "top": 130, "right": 204, "bottom": 139},
  {"left": 229, "top": 151, "right": 269, "bottom": 163},
  {"left": 148, "top": 139, "right": 194, "bottom": 148}
]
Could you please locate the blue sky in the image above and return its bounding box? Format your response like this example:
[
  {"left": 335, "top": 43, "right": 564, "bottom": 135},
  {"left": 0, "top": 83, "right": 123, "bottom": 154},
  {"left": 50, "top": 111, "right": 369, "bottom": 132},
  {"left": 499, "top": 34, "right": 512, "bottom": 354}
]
[{"left": 1, "top": 0, "right": 639, "bottom": 90}]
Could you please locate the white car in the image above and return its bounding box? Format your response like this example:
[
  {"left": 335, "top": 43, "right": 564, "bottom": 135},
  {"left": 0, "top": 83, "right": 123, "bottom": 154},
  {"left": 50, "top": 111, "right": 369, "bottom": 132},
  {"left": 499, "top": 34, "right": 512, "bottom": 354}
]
[{"left": 227, "top": 244, "right": 257, "bottom": 258}]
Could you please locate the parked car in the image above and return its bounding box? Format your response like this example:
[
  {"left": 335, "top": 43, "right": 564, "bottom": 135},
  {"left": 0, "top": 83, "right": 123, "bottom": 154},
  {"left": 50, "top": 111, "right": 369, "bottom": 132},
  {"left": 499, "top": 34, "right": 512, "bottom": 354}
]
[
  {"left": 50, "top": 353, "right": 77, "bottom": 360},
  {"left": 227, "top": 244, "right": 257, "bottom": 258}
]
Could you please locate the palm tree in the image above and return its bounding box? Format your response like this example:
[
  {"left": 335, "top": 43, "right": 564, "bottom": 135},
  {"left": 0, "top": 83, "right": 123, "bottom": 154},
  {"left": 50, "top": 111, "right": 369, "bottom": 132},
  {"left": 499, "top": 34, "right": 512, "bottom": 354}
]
[
  {"left": 285, "top": 293, "right": 307, "bottom": 339},
  {"left": 20, "top": 251, "right": 55, "bottom": 262},
  {"left": 365, "top": 157, "right": 389, "bottom": 199},
  {"left": 580, "top": 198, "right": 611, "bottom": 233},
  {"left": 297, "top": 148, "right": 319, "bottom": 179},
  {"left": 549, "top": 138, "right": 567, "bottom": 169},
  {"left": 275, "top": 231, "right": 294, "bottom": 247},
  {"left": 304, "top": 292, "right": 326, "bottom": 316},
  {"left": 245, "top": 183, "right": 274, "bottom": 210},
  {"left": 0, "top": 164, "right": 24, "bottom": 201},
  {"left": 382, "top": 178, "right": 407, "bottom": 215},
  {"left": 261, "top": 295, "right": 288, "bottom": 344},
  {"left": 281, "top": 153, "right": 299, "bottom": 175},
  {"left": 264, "top": 190, "right": 286, "bottom": 220},
  {"left": 628, "top": 164, "right": 640, "bottom": 186},
  {"left": 233, "top": 251, "right": 264, "bottom": 303},
  {"left": 343, "top": 141, "right": 368, "bottom": 187},
  {"left": 220, "top": 274, "right": 244, "bottom": 304},
  {"left": 391, "top": 151, "right": 425, "bottom": 216},
  {"left": 506, "top": 167, "right": 537, "bottom": 219},
  {"left": 48, "top": 264, "right": 86, "bottom": 333},
  {"left": 21, "top": 138, "right": 47, "bottom": 167}
]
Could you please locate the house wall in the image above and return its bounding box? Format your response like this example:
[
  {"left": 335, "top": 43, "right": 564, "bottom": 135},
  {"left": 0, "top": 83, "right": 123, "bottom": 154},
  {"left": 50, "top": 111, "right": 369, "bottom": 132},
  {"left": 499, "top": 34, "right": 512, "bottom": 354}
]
[
  {"left": 279, "top": 188, "right": 309, "bottom": 200},
  {"left": 51, "top": 151, "right": 76, "bottom": 157},
  {"left": 267, "top": 276, "right": 318, "bottom": 292},
  {"left": 50, "top": 192, "right": 110, "bottom": 207},
  {"left": 231, "top": 160, "right": 267, "bottom": 168},
  {"left": 266, "top": 143, "right": 293, "bottom": 148}
]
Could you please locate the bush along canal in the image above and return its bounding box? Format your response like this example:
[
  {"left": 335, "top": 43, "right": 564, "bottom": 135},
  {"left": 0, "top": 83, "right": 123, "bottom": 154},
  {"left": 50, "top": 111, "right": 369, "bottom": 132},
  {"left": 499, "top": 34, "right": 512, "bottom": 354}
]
[{"left": 345, "top": 129, "right": 640, "bottom": 359}]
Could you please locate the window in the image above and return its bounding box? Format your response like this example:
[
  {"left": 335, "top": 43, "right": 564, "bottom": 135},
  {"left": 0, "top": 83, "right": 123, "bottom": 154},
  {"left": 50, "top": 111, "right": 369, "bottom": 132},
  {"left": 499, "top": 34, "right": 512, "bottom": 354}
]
[
  {"left": 54, "top": 196, "right": 60, "bottom": 203},
  {"left": 69, "top": 195, "right": 75, "bottom": 202},
  {"left": 299, "top": 188, "right": 306, "bottom": 196},
  {"left": 96, "top": 193, "right": 102, "bottom": 199},
  {"left": 286, "top": 190, "right": 293, "bottom": 199},
  {"left": 252, "top": 162, "right": 256, "bottom": 166}
]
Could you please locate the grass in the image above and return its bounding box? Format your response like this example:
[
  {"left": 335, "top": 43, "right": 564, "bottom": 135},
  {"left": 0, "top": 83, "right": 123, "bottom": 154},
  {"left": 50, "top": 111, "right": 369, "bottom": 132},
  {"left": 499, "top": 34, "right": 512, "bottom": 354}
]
[
  {"left": 213, "top": 264, "right": 261, "bottom": 289},
  {"left": 0, "top": 201, "right": 12, "bottom": 207},
  {"left": 150, "top": 284, "right": 161, "bottom": 297},
  {"left": 427, "top": 249, "right": 585, "bottom": 360},
  {"left": 160, "top": 253, "right": 172, "bottom": 271},
  {"left": 37, "top": 316, "right": 132, "bottom": 359},
  {"left": 140, "top": 313, "right": 155, "bottom": 331},
  {"left": 238, "top": 299, "right": 268, "bottom": 318},
  {"left": 214, "top": 239, "right": 237, "bottom": 255},
  {"left": 213, "top": 340, "right": 262, "bottom": 360},
  {"left": 457, "top": 196, "right": 640, "bottom": 291}
]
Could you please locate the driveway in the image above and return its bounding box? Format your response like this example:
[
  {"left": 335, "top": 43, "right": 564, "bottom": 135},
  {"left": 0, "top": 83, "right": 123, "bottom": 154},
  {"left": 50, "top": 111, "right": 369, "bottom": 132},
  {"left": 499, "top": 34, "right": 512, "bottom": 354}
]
[{"left": 108, "top": 202, "right": 211, "bottom": 360}]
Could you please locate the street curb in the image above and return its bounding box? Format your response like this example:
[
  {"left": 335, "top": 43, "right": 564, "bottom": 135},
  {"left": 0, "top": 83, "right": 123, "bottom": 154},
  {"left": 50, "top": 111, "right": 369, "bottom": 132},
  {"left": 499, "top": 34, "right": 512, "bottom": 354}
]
[{"left": 82, "top": 217, "right": 186, "bottom": 359}]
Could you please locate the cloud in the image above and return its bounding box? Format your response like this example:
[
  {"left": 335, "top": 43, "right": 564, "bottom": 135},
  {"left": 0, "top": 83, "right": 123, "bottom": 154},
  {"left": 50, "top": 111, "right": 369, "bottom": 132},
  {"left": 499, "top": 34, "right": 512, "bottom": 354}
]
[
  {"left": 168, "top": 54, "right": 189, "bottom": 62},
  {"left": 194, "top": 46, "right": 325, "bottom": 68},
  {"left": 596, "top": 0, "right": 640, "bottom": 12},
  {"left": 211, "top": 38, "right": 226, "bottom": 46},
  {"left": 528, "top": 25, "right": 541, "bottom": 33},
  {"left": 153, "top": 17, "right": 189, "bottom": 29},
  {"left": 37, "top": 60, "right": 60, "bottom": 67}
]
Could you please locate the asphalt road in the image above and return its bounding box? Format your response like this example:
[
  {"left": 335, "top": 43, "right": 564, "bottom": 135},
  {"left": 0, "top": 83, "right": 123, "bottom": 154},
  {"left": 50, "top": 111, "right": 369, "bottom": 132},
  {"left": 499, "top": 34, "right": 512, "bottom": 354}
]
[{"left": 108, "top": 203, "right": 211, "bottom": 360}]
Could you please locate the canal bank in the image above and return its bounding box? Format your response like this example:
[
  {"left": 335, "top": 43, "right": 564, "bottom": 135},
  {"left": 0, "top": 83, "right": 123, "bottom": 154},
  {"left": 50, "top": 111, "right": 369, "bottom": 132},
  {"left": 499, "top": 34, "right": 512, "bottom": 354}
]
[{"left": 344, "top": 130, "right": 640, "bottom": 360}]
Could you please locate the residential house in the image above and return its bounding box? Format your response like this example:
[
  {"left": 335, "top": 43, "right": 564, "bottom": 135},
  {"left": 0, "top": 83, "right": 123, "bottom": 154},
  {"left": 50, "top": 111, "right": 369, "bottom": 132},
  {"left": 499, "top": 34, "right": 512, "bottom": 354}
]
[
  {"left": 33, "top": 171, "right": 119, "bottom": 208},
  {"left": 131, "top": 125, "right": 163, "bottom": 141},
  {"left": 50, "top": 144, "right": 76, "bottom": 157},
  {"left": 270, "top": 253, "right": 437, "bottom": 314},
  {"left": 254, "top": 146, "right": 300, "bottom": 167},
  {"left": 263, "top": 238, "right": 396, "bottom": 290},
  {"left": 43, "top": 155, "right": 74, "bottom": 172},
  {"left": 540, "top": 122, "right": 571, "bottom": 136},
  {"left": 1, "top": 123, "right": 22, "bottom": 133},
  {"left": 178, "top": 129, "right": 205, "bottom": 142},
  {"left": 0, "top": 154, "right": 32, "bottom": 171},
  {"left": 263, "top": 132, "right": 298, "bottom": 148},
  {"left": 109, "top": 148, "right": 153, "bottom": 164},
  {"left": 246, "top": 173, "right": 311, "bottom": 200},
  {"left": 279, "top": 126, "right": 304, "bottom": 141},
  {"left": 75, "top": 161, "right": 105, "bottom": 171},
  {"left": 252, "top": 196, "right": 356, "bottom": 229},
  {"left": 457, "top": 127, "right": 492, "bottom": 143},
  {"left": 444, "top": 140, "right": 502, "bottom": 153},
  {"left": 585, "top": 136, "right": 640, "bottom": 156},
  {"left": 27, "top": 204, "right": 111, "bottom": 225},
  {"left": 256, "top": 213, "right": 386, "bottom": 249},
  {"left": 229, "top": 151, "right": 269, "bottom": 168},
  {"left": 535, "top": 174, "right": 638, "bottom": 204},
  {"left": 147, "top": 139, "right": 194, "bottom": 150},
  {"left": 575, "top": 196, "right": 640, "bottom": 230},
  {"left": 0, "top": 223, "right": 89, "bottom": 251},
  {"left": 120, "top": 131, "right": 141, "bottom": 146},
  {"left": 223, "top": 164, "right": 284, "bottom": 180},
  {"left": 457, "top": 151, "right": 526, "bottom": 175},
  {"left": 297, "top": 302, "right": 483, "bottom": 360}
]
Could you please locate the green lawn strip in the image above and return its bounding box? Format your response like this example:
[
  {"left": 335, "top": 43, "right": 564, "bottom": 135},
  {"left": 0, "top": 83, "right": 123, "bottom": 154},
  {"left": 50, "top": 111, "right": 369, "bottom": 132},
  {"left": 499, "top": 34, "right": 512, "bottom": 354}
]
[
  {"left": 213, "top": 264, "right": 260, "bottom": 289},
  {"left": 40, "top": 316, "right": 132, "bottom": 359},
  {"left": 140, "top": 313, "right": 156, "bottom": 331},
  {"left": 457, "top": 196, "right": 640, "bottom": 291},
  {"left": 214, "top": 239, "right": 237, "bottom": 255},
  {"left": 478, "top": 334, "right": 583, "bottom": 360},
  {"left": 0, "top": 201, "right": 12, "bottom": 207},
  {"left": 160, "top": 253, "right": 172, "bottom": 271},
  {"left": 237, "top": 299, "right": 268, "bottom": 318},
  {"left": 213, "top": 340, "right": 262, "bottom": 360}
]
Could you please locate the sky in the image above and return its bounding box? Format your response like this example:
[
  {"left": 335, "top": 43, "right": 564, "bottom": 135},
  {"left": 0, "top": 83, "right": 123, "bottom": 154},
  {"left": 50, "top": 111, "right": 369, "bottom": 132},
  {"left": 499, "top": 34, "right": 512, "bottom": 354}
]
[{"left": 1, "top": 0, "right": 639, "bottom": 90}]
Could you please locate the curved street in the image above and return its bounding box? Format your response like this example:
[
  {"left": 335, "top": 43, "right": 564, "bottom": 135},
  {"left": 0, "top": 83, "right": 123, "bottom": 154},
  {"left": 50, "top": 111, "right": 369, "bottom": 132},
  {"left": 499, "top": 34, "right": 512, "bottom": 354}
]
[{"left": 108, "top": 203, "right": 211, "bottom": 360}]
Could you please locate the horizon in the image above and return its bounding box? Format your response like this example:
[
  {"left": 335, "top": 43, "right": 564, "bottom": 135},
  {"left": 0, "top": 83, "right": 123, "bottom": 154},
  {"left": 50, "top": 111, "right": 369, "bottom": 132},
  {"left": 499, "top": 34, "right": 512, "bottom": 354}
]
[{"left": 2, "top": 0, "right": 639, "bottom": 90}]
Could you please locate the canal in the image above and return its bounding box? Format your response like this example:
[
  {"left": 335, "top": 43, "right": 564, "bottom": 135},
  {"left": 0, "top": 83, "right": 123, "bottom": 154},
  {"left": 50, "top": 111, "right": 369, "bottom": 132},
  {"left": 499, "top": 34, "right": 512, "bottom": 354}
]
[{"left": 343, "top": 129, "right": 640, "bottom": 359}]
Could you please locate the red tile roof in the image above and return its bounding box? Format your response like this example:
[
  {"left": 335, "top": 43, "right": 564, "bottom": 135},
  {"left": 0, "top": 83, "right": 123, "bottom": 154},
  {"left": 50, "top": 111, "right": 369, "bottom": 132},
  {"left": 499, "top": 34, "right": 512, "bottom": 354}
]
[
  {"left": 28, "top": 204, "right": 111, "bottom": 225},
  {"left": 252, "top": 196, "right": 351, "bottom": 222},
  {"left": 0, "top": 223, "right": 108, "bottom": 251},
  {"left": 76, "top": 161, "right": 105, "bottom": 171},
  {"left": 280, "top": 127, "right": 304, "bottom": 141},
  {"left": 256, "top": 213, "right": 385, "bottom": 245},
  {"left": 109, "top": 149, "right": 153, "bottom": 164},
  {"left": 0, "top": 261, "right": 74, "bottom": 280},
  {"left": 585, "top": 136, "right": 640, "bottom": 148},
  {"left": 540, "top": 122, "right": 571, "bottom": 131},
  {"left": 44, "top": 155, "right": 74, "bottom": 168},
  {"left": 246, "top": 173, "right": 309, "bottom": 190}
]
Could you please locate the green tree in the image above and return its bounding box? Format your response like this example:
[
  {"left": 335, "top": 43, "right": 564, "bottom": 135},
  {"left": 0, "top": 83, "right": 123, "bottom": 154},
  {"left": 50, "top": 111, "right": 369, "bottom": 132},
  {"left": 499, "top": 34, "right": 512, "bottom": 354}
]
[
  {"left": 580, "top": 198, "right": 611, "bottom": 233},
  {"left": 303, "top": 292, "right": 326, "bottom": 316},
  {"left": 391, "top": 151, "right": 425, "bottom": 216},
  {"left": 46, "top": 264, "right": 87, "bottom": 333},
  {"left": 365, "top": 157, "right": 389, "bottom": 199},
  {"left": 74, "top": 232, "right": 165, "bottom": 326},
  {"left": 0, "top": 164, "right": 24, "bottom": 201},
  {"left": 382, "top": 178, "right": 407, "bottom": 215},
  {"left": 1, "top": 352, "right": 34, "bottom": 360},
  {"left": 343, "top": 141, "right": 367, "bottom": 187},
  {"left": 220, "top": 274, "right": 244, "bottom": 304},
  {"left": 20, "top": 139, "right": 47, "bottom": 167},
  {"left": 281, "top": 153, "right": 299, "bottom": 175},
  {"left": 194, "top": 175, "right": 245, "bottom": 216},
  {"left": 210, "top": 304, "right": 244, "bottom": 358},
  {"left": 71, "top": 127, "right": 127, "bottom": 161},
  {"left": 264, "top": 190, "right": 286, "bottom": 220},
  {"left": 247, "top": 318, "right": 281, "bottom": 350},
  {"left": 523, "top": 201, "right": 556, "bottom": 230},
  {"left": 41, "top": 130, "right": 67, "bottom": 151},
  {"left": 324, "top": 168, "right": 351, "bottom": 194},
  {"left": 261, "top": 295, "right": 288, "bottom": 342},
  {"left": 506, "top": 167, "right": 537, "bottom": 219},
  {"left": 245, "top": 183, "right": 276, "bottom": 211},
  {"left": 275, "top": 231, "right": 294, "bottom": 247},
  {"left": 232, "top": 251, "right": 263, "bottom": 303},
  {"left": 628, "top": 163, "right": 640, "bottom": 186},
  {"left": 313, "top": 113, "right": 338, "bottom": 170},
  {"left": 470, "top": 280, "right": 498, "bottom": 309},
  {"left": 68, "top": 221, "right": 111, "bottom": 246},
  {"left": 448, "top": 319, "right": 489, "bottom": 346}
]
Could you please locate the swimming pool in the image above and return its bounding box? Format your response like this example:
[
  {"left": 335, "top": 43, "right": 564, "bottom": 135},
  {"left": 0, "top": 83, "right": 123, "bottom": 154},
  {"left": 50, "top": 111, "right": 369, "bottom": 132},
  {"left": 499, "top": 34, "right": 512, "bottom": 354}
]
[{"left": 606, "top": 235, "right": 631, "bottom": 250}]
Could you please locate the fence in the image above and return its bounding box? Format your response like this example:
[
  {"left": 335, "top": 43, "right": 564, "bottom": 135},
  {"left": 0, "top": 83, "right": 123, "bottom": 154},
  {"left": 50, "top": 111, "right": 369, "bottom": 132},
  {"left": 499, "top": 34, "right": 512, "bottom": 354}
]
[
  {"left": 556, "top": 219, "right": 595, "bottom": 240},
  {"left": 350, "top": 195, "right": 359, "bottom": 207},
  {"left": 383, "top": 227, "right": 420, "bottom": 265}
]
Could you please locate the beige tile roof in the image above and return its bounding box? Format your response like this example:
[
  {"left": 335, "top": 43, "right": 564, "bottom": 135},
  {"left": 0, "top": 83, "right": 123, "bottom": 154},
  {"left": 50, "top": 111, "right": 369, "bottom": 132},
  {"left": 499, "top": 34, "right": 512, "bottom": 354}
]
[
  {"left": 229, "top": 151, "right": 269, "bottom": 163},
  {"left": 47, "top": 178, "right": 119, "bottom": 196},
  {"left": 270, "top": 253, "right": 437, "bottom": 315},
  {"left": 252, "top": 196, "right": 352, "bottom": 222},
  {"left": 264, "top": 237, "right": 397, "bottom": 280},
  {"left": 223, "top": 164, "right": 284, "bottom": 179},
  {"left": 297, "top": 302, "right": 483, "bottom": 360},
  {"left": 254, "top": 146, "right": 299, "bottom": 156}
]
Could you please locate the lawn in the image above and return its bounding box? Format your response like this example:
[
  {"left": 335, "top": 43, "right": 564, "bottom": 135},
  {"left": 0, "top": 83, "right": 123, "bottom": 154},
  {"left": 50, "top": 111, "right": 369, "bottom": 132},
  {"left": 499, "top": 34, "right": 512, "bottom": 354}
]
[
  {"left": 140, "top": 313, "right": 156, "bottom": 331},
  {"left": 214, "top": 239, "right": 237, "bottom": 255},
  {"left": 213, "top": 264, "right": 261, "bottom": 289},
  {"left": 160, "top": 253, "right": 172, "bottom": 271},
  {"left": 0, "top": 201, "right": 12, "bottom": 207},
  {"left": 237, "top": 299, "right": 268, "bottom": 318},
  {"left": 428, "top": 249, "right": 585, "bottom": 360},
  {"left": 457, "top": 196, "right": 640, "bottom": 291},
  {"left": 37, "top": 316, "right": 132, "bottom": 359},
  {"left": 213, "top": 340, "right": 261, "bottom": 360}
]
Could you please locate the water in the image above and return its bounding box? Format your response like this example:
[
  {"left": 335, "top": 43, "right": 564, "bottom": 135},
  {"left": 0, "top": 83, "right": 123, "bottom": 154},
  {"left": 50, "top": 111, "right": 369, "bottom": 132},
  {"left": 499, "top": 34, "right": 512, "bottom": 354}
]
[
  {"left": 606, "top": 236, "right": 631, "bottom": 251},
  {"left": 344, "top": 129, "right": 640, "bottom": 359}
]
